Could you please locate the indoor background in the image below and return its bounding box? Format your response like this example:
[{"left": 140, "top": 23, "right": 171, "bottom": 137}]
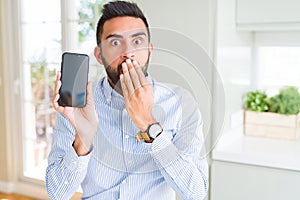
[{"left": 1, "top": 0, "right": 300, "bottom": 199}]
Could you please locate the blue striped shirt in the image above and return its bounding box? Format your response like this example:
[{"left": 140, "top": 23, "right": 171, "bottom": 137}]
[{"left": 46, "top": 77, "right": 208, "bottom": 200}]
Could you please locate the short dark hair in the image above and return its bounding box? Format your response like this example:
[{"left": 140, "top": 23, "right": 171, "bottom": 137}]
[{"left": 96, "top": 0, "right": 150, "bottom": 45}]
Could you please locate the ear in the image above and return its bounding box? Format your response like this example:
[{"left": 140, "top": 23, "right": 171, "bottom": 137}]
[
  {"left": 94, "top": 46, "right": 103, "bottom": 65},
  {"left": 148, "top": 43, "right": 154, "bottom": 56}
]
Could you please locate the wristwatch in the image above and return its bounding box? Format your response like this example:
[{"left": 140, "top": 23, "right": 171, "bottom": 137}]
[{"left": 136, "top": 122, "right": 163, "bottom": 143}]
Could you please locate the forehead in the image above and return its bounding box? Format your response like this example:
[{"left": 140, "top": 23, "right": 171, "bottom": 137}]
[{"left": 102, "top": 16, "right": 148, "bottom": 40}]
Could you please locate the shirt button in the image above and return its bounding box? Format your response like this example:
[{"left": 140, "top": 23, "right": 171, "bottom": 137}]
[
  {"left": 128, "top": 160, "right": 133, "bottom": 165},
  {"left": 106, "top": 98, "right": 111, "bottom": 103},
  {"left": 125, "top": 135, "right": 130, "bottom": 139},
  {"left": 122, "top": 180, "right": 126, "bottom": 184}
]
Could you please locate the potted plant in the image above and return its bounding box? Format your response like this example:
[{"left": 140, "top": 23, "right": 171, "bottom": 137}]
[{"left": 243, "top": 86, "right": 300, "bottom": 140}]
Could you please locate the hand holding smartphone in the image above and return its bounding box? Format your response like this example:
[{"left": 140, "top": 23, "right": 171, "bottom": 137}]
[{"left": 58, "top": 52, "right": 89, "bottom": 107}]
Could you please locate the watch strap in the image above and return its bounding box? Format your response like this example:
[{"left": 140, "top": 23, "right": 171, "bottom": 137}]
[
  {"left": 136, "top": 122, "right": 163, "bottom": 143},
  {"left": 136, "top": 131, "right": 153, "bottom": 143}
]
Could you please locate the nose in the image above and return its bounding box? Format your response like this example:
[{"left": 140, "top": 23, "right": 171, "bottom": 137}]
[
  {"left": 121, "top": 51, "right": 135, "bottom": 60},
  {"left": 121, "top": 43, "right": 135, "bottom": 60}
]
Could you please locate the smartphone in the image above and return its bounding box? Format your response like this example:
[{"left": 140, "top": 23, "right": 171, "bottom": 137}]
[{"left": 58, "top": 52, "right": 89, "bottom": 107}]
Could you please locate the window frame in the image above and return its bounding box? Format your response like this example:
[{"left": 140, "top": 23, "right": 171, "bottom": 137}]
[
  {"left": 0, "top": 0, "right": 47, "bottom": 196},
  {"left": 1, "top": 0, "right": 102, "bottom": 197}
]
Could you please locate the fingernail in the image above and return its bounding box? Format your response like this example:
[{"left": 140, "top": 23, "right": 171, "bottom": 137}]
[{"left": 133, "top": 60, "right": 138, "bottom": 65}]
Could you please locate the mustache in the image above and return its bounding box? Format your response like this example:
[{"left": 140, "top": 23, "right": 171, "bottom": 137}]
[{"left": 117, "top": 62, "right": 123, "bottom": 76}]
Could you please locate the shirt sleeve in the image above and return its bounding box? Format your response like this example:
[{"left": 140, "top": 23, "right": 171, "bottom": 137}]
[
  {"left": 46, "top": 113, "right": 91, "bottom": 199},
  {"left": 150, "top": 90, "right": 209, "bottom": 200}
]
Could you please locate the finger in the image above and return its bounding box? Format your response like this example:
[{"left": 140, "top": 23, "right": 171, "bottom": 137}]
[
  {"left": 52, "top": 71, "right": 62, "bottom": 109},
  {"left": 122, "top": 63, "right": 134, "bottom": 95},
  {"left": 122, "top": 62, "right": 129, "bottom": 73},
  {"left": 127, "top": 60, "right": 141, "bottom": 89},
  {"left": 52, "top": 93, "right": 60, "bottom": 108},
  {"left": 52, "top": 93, "right": 65, "bottom": 113},
  {"left": 57, "top": 70, "right": 61, "bottom": 79},
  {"left": 120, "top": 74, "right": 129, "bottom": 100},
  {"left": 54, "top": 71, "right": 62, "bottom": 93},
  {"left": 126, "top": 59, "right": 133, "bottom": 70},
  {"left": 145, "top": 75, "right": 152, "bottom": 86},
  {"left": 86, "top": 82, "right": 94, "bottom": 106},
  {"left": 133, "top": 61, "right": 150, "bottom": 86},
  {"left": 52, "top": 81, "right": 61, "bottom": 101},
  {"left": 52, "top": 71, "right": 67, "bottom": 113}
]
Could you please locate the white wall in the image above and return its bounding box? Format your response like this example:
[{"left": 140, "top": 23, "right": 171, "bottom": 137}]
[
  {"left": 215, "top": 0, "right": 253, "bottom": 131},
  {"left": 137, "top": 0, "right": 212, "bottom": 50},
  {"left": 236, "top": 0, "right": 300, "bottom": 31}
]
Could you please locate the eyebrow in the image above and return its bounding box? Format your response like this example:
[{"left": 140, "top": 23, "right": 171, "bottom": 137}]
[
  {"left": 105, "top": 32, "right": 147, "bottom": 40},
  {"left": 131, "top": 32, "right": 147, "bottom": 38},
  {"left": 105, "top": 34, "right": 123, "bottom": 40}
]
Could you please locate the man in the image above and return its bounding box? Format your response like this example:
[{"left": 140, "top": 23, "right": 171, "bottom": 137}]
[{"left": 46, "top": 1, "right": 208, "bottom": 199}]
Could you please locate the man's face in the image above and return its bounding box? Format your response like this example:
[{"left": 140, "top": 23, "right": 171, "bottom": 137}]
[{"left": 97, "top": 16, "right": 152, "bottom": 89}]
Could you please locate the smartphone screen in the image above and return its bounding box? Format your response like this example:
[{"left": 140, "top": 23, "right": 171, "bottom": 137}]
[{"left": 58, "top": 52, "right": 89, "bottom": 107}]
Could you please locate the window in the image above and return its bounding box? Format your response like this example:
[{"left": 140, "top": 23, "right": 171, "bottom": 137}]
[
  {"left": 253, "top": 31, "right": 300, "bottom": 93},
  {"left": 257, "top": 47, "right": 300, "bottom": 88},
  {"left": 20, "top": 0, "right": 103, "bottom": 181},
  {"left": 215, "top": 31, "right": 300, "bottom": 133}
]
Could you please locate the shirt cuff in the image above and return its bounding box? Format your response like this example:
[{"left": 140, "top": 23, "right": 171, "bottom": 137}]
[
  {"left": 150, "top": 131, "right": 180, "bottom": 169},
  {"left": 64, "top": 146, "right": 91, "bottom": 171}
]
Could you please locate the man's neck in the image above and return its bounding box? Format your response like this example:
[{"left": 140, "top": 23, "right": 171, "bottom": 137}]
[{"left": 107, "top": 77, "right": 123, "bottom": 96}]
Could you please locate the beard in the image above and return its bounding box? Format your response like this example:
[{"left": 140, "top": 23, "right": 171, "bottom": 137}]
[{"left": 101, "top": 55, "right": 150, "bottom": 91}]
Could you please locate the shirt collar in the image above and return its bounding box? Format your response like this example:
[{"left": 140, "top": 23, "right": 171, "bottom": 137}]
[{"left": 102, "top": 77, "right": 125, "bottom": 103}]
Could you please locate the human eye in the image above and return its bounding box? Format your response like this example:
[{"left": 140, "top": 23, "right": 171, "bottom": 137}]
[
  {"left": 110, "top": 39, "right": 121, "bottom": 46},
  {"left": 133, "top": 38, "right": 144, "bottom": 45}
]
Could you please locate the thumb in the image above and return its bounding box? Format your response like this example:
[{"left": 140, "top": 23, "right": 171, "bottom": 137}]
[{"left": 86, "top": 82, "right": 94, "bottom": 106}]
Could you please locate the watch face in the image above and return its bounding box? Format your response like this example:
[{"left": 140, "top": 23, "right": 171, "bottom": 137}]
[{"left": 148, "top": 123, "right": 163, "bottom": 138}]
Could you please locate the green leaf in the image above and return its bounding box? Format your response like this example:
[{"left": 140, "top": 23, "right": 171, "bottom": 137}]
[
  {"left": 268, "top": 86, "right": 300, "bottom": 115},
  {"left": 244, "top": 90, "right": 269, "bottom": 112}
]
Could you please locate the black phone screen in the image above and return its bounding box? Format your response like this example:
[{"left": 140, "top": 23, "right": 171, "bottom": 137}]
[{"left": 58, "top": 52, "right": 89, "bottom": 107}]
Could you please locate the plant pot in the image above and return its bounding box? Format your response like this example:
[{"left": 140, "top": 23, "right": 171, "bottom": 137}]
[{"left": 244, "top": 110, "right": 300, "bottom": 140}]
